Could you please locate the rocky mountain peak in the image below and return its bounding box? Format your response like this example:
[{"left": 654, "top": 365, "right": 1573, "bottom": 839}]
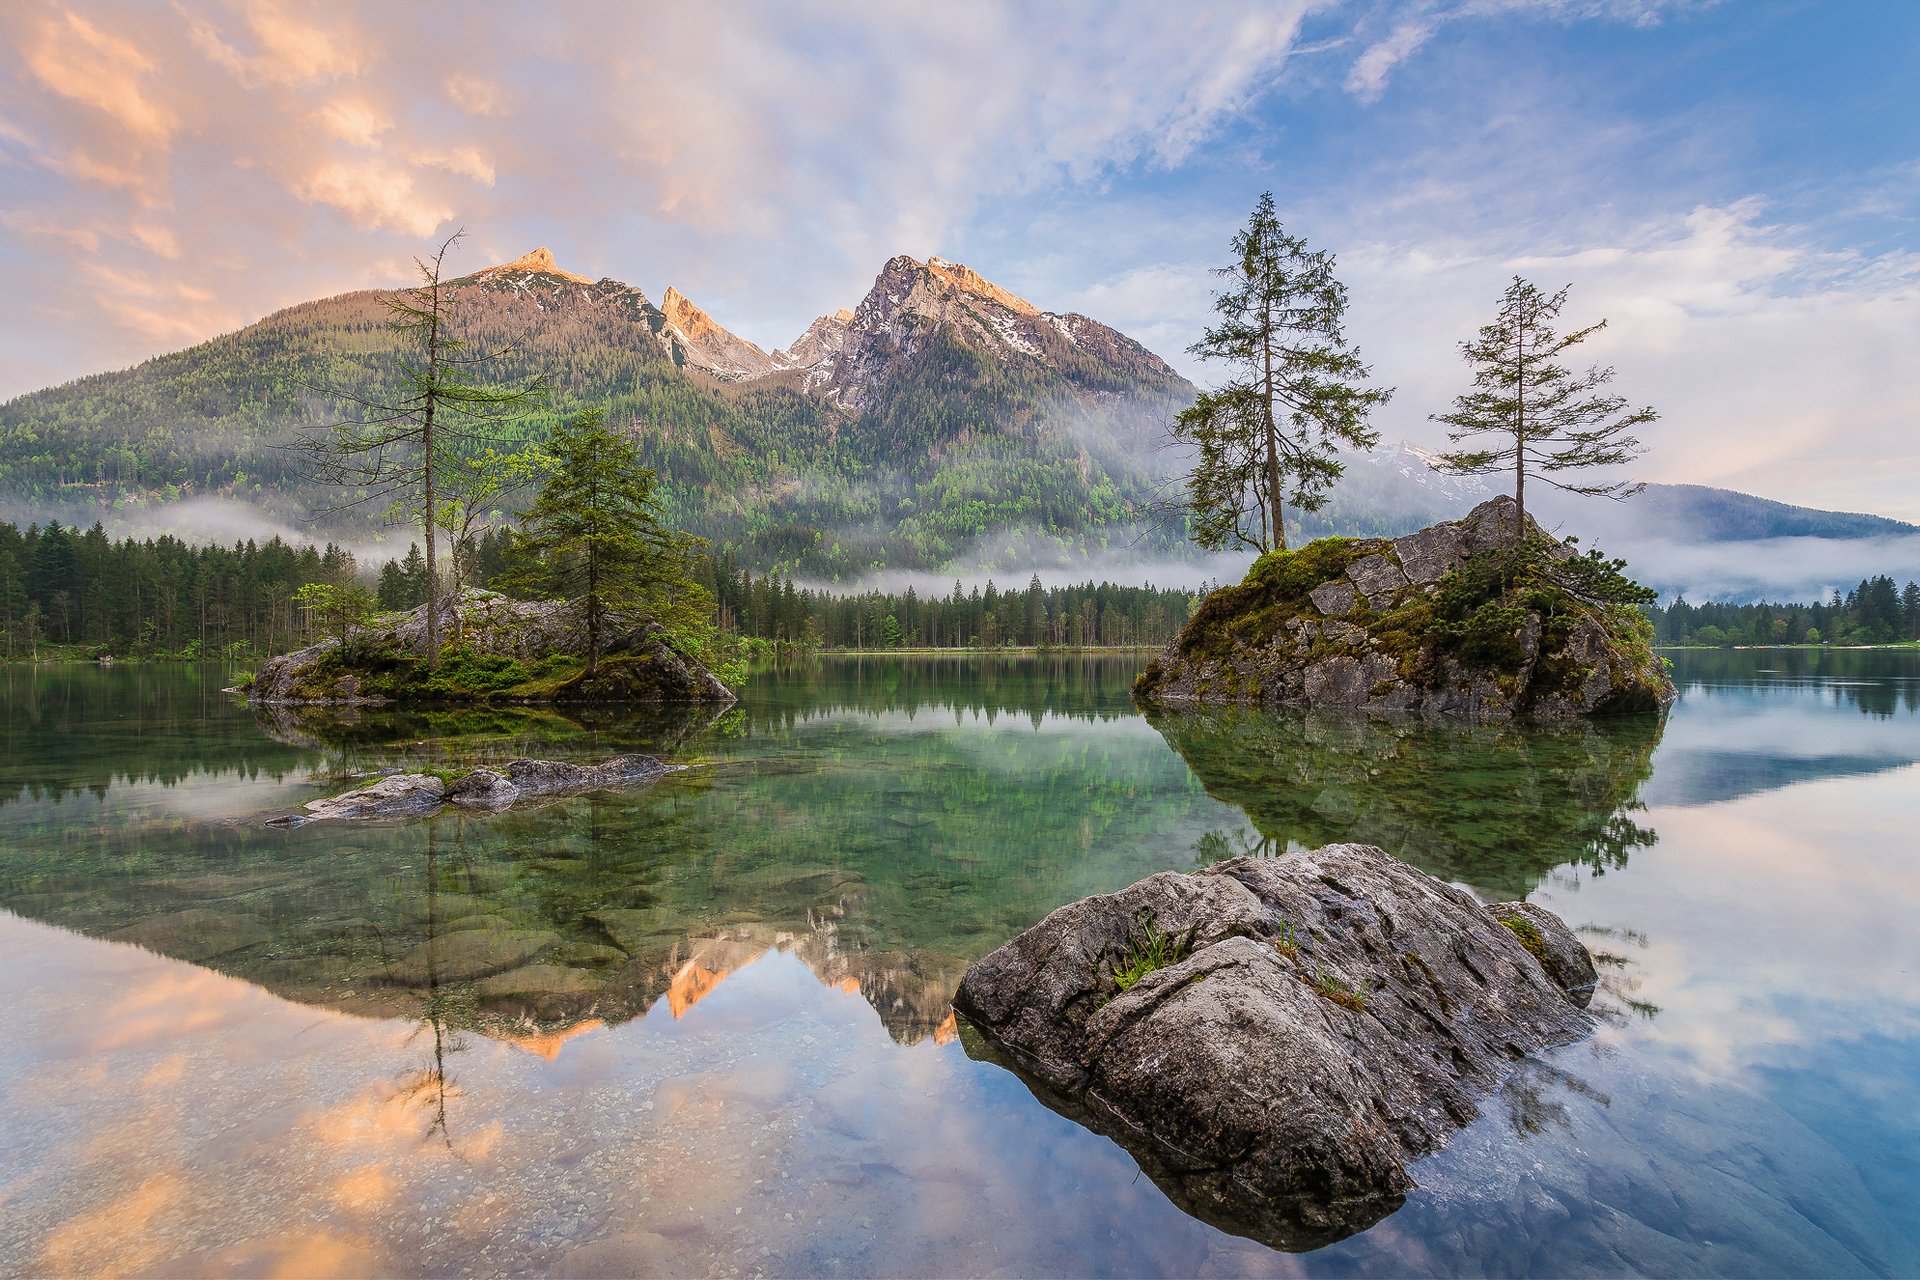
[
  {"left": 653, "top": 285, "right": 775, "bottom": 383},
  {"left": 480, "top": 246, "right": 596, "bottom": 285},
  {"left": 925, "top": 255, "right": 1040, "bottom": 315}
]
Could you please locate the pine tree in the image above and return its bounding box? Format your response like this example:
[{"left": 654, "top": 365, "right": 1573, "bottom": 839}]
[
  {"left": 504, "top": 408, "right": 710, "bottom": 675},
  {"left": 1433, "top": 276, "right": 1655, "bottom": 538},
  {"left": 1172, "top": 193, "right": 1392, "bottom": 552}
]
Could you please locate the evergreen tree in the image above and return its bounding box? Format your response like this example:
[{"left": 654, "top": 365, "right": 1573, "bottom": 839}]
[
  {"left": 1172, "top": 193, "right": 1391, "bottom": 552},
  {"left": 504, "top": 408, "right": 710, "bottom": 674},
  {"left": 1433, "top": 277, "right": 1655, "bottom": 538}
]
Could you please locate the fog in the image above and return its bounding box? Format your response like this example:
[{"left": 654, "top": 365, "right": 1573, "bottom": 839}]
[
  {"left": 0, "top": 496, "right": 411, "bottom": 568},
  {"left": 1601, "top": 532, "right": 1920, "bottom": 604}
]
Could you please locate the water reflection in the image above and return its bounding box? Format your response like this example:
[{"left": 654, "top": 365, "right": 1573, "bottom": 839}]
[
  {"left": 1145, "top": 704, "right": 1665, "bottom": 901},
  {"left": 2, "top": 655, "right": 1919, "bottom": 1274}
]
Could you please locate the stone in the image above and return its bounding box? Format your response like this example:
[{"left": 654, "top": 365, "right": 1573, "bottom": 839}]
[
  {"left": 271, "top": 755, "right": 669, "bottom": 825},
  {"left": 1488, "top": 901, "right": 1599, "bottom": 1006},
  {"left": 272, "top": 773, "right": 446, "bottom": 825},
  {"left": 1346, "top": 553, "right": 1410, "bottom": 608},
  {"left": 447, "top": 767, "right": 518, "bottom": 809},
  {"left": 954, "top": 844, "right": 1597, "bottom": 1250},
  {"left": 1392, "top": 523, "right": 1466, "bottom": 585},
  {"left": 248, "top": 588, "right": 736, "bottom": 706},
  {"left": 1136, "top": 496, "right": 1677, "bottom": 721},
  {"left": 505, "top": 755, "right": 669, "bottom": 797},
  {"left": 1309, "top": 580, "right": 1359, "bottom": 616}
]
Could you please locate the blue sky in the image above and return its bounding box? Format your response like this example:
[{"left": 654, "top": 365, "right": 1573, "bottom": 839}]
[{"left": 1, "top": 0, "right": 1916, "bottom": 517}]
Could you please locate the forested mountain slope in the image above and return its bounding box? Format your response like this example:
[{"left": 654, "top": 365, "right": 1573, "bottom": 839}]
[{"left": 0, "top": 251, "right": 1195, "bottom": 579}]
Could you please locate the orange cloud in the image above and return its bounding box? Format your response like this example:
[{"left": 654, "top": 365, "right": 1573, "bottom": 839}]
[{"left": 24, "top": 11, "right": 177, "bottom": 142}]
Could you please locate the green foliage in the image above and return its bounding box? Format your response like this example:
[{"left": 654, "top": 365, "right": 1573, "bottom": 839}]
[
  {"left": 292, "top": 580, "right": 378, "bottom": 652},
  {"left": 0, "top": 258, "right": 1191, "bottom": 582},
  {"left": 1651, "top": 575, "right": 1920, "bottom": 647},
  {"left": 1432, "top": 277, "right": 1655, "bottom": 533},
  {"left": 504, "top": 407, "right": 716, "bottom": 674},
  {"left": 1176, "top": 536, "right": 1377, "bottom": 660},
  {"left": 1109, "top": 910, "right": 1199, "bottom": 992},
  {"left": 1172, "top": 192, "right": 1391, "bottom": 552},
  {"left": 413, "top": 648, "right": 533, "bottom": 699},
  {"left": 301, "top": 230, "right": 548, "bottom": 668},
  {"left": 1408, "top": 536, "right": 1658, "bottom": 676}
]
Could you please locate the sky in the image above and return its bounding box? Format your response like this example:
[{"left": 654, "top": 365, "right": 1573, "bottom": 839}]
[{"left": 1, "top": 0, "right": 1917, "bottom": 519}]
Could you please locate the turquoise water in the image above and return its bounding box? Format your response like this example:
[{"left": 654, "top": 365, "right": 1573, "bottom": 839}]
[{"left": 0, "top": 652, "right": 1916, "bottom": 1275}]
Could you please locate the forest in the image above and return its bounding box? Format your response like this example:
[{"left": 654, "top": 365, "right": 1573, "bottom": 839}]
[
  {"left": 0, "top": 520, "right": 1198, "bottom": 659},
  {"left": 1648, "top": 577, "right": 1920, "bottom": 646}
]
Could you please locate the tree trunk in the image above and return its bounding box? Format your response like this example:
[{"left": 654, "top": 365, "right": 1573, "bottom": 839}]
[
  {"left": 1262, "top": 315, "right": 1286, "bottom": 551},
  {"left": 422, "top": 287, "right": 441, "bottom": 671},
  {"left": 1513, "top": 320, "right": 1527, "bottom": 541}
]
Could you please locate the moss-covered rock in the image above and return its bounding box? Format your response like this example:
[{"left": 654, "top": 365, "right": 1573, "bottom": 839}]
[
  {"left": 1136, "top": 497, "right": 1675, "bottom": 721},
  {"left": 250, "top": 589, "right": 734, "bottom": 706}
]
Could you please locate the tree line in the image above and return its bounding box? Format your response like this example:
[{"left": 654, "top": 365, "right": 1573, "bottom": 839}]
[
  {"left": 1650, "top": 577, "right": 1920, "bottom": 647},
  {"left": 0, "top": 517, "right": 1199, "bottom": 660}
]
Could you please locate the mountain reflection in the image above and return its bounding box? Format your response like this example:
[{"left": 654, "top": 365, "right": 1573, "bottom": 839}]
[{"left": 1144, "top": 705, "right": 1666, "bottom": 901}]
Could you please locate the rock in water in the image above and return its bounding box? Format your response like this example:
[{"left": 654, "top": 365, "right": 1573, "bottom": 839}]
[
  {"left": 1134, "top": 497, "right": 1676, "bottom": 720},
  {"left": 952, "top": 844, "right": 1597, "bottom": 1250},
  {"left": 249, "top": 589, "right": 734, "bottom": 705},
  {"left": 278, "top": 756, "right": 671, "bottom": 824},
  {"left": 270, "top": 772, "right": 446, "bottom": 825}
]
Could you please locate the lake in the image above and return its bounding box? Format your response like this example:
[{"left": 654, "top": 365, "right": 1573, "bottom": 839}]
[{"left": 1, "top": 650, "right": 1917, "bottom": 1277}]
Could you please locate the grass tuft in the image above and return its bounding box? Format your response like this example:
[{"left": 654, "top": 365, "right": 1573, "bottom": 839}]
[{"left": 1109, "top": 910, "right": 1198, "bottom": 993}]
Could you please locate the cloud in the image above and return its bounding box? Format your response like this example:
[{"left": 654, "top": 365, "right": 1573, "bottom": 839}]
[
  {"left": 1337, "top": 201, "right": 1920, "bottom": 519},
  {"left": 182, "top": 0, "right": 367, "bottom": 88},
  {"left": 293, "top": 158, "right": 451, "bottom": 236},
  {"left": 0, "top": 0, "right": 1319, "bottom": 400},
  {"left": 1345, "top": 21, "right": 1434, "bottom": 102},
  {"left": 0, "top": 0, "right": 1913, "bottom": 536},
  {"left": 22, "top": 11, "right": 176, "bottom": 142}
]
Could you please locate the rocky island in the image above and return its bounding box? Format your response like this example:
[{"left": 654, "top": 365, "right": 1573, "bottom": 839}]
[
  {"left": 247, "top": 589, "right": 735, "bottom": 707},
  {"left": 953, "top": 843, "right": 1599, "bottom": 1250},
  {"left": 1134, "top": 497, "right": 1675, "bottom": 720}
]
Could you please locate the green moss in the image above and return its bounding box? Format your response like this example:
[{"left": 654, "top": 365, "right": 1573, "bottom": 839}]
[
  {"left": 1500, "top": 914, "right": 1549, "bottom": 962},
  {"left": 1174, "top": 537, "right": 1387, "bottom": 663}
]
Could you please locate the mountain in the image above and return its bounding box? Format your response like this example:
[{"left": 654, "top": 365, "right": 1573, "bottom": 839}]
[{"left": 0, "top": 249, "right": 1195, "bottom": 579}]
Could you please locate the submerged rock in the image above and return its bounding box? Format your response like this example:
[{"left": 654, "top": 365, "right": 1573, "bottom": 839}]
[
  {"left": 273, "top": 772, "right": 447, "bottom": 824},
  {"left": 953, "top": 843, "right": 1597, "bottom": 1250},
  {"left": 1134, "top": 497, "right": 1676, "bottom": 720},
  {"left": 272, "top": 755, "right": 671, "bottom": 825}
]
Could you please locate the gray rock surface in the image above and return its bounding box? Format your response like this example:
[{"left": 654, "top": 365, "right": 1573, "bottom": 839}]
[
  {"left": 1489, "top": 901, "right": 1599, "bottom": 1006},
  {"left": 446, "top": 768, "right": 518, "bottom": 810},
  {"left": 270, "top": 772, "right": 446, "bottom": 825},
  {"left": 1136, "top": 497, "right": 1675, "bottom": 721},
  {"left": 953, "top": 843, "right": 1597, "bottom": 1250},
  {"left": 274, "top": 756, "right": 671, "bottom": 825}
]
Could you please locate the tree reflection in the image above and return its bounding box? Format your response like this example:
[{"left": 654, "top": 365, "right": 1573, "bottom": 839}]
[{"left": 1147, "top": 705, "right": 1666, "bottom": 901}]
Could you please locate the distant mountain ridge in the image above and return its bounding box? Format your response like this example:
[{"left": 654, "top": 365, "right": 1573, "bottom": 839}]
[
  {"left": 0, "top": 248, "right": 1911, "bottom": 595},
  {"left": 0, "top": 247, "right": 1194, "bottom": 579}
]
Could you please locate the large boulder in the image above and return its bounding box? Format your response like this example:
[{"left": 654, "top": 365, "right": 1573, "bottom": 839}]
[
  {"left": 1135, "top": 497, "right": 1675, "bottom": 720},
  {"left": 953, "top": 844, "right": 1597, "bottom": 1250},
  {"left": 249, "top": 589, "right": 734, "bottom": 705}
]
